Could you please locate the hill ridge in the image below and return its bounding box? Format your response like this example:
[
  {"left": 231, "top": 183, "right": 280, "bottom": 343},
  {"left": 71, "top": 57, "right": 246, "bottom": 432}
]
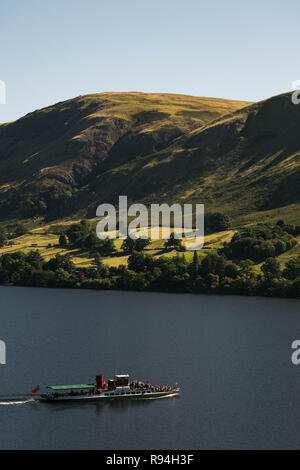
[{"left": 0, "top": 91, "right": 299, "bottom": 225}]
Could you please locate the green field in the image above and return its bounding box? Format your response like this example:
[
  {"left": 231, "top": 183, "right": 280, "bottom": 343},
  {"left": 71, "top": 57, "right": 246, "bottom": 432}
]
[
  {"left": 277, "top": 238, "right": 300, "bottom": 267},
  {"left": 2, "top": 219, "right": 298, "bottom": 275},
  {"left": 0, "top": 221, "right": 238, "bottom": 269}
]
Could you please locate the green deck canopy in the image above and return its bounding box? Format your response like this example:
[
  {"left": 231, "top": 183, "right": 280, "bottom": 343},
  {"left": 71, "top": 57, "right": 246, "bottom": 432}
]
[{"left": 48, "top": 384, "right": 94, "bottom": 390}]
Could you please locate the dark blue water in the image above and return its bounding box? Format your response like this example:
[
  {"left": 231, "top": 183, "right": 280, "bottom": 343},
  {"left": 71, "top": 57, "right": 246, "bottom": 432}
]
[{"left": 0, "top": 286, "right": 300, "bottom": 449}]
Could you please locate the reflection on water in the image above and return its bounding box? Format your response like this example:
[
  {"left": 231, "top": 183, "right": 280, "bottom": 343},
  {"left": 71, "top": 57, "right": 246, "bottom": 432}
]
[{"left": 42, "top": 394, "right": 179, "bottom": 414}]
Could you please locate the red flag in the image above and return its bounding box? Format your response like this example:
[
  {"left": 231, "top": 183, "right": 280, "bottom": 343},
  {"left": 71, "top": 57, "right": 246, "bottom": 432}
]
[{"left": 31, "top": 386, "right": 40, "bottom": 395}]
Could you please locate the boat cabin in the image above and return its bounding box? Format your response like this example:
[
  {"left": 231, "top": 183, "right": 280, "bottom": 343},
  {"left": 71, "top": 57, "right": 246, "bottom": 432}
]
[{"left": 107, "top": 374, "right": 130, "bottom": 390}]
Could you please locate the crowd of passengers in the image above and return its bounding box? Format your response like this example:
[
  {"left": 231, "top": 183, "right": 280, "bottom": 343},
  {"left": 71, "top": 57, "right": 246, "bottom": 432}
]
[
  {"left": 130, "top": 381, "right": 175, "bottom": 392},
  {"left": 50, "top": 382, "right": 177, "bottom": 398}
]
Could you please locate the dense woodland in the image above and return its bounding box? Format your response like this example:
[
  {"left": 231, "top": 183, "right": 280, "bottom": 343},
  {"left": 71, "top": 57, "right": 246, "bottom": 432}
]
[{"left": 0, "top": 219, "right": 299, "bottom": 299}]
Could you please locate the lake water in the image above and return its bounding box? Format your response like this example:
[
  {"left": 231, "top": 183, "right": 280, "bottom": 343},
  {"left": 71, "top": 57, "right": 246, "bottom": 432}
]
[{"left": 0, "top": 286, "right": 299, "bottom": 449}]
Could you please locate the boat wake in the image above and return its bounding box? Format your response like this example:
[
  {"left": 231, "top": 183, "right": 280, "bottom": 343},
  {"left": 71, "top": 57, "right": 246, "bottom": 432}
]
[
  {"left": 146, "top": 393, "right": 178, "bottom": 400},
  {"left": 0, "top": 398, "right": 36, "bottom": 406}
]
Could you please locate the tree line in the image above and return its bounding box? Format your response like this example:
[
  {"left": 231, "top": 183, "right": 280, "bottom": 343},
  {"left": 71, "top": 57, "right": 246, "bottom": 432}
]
[
  {"left": 0, "top": 248, "right": 298, "bottom": 299},
  {"left": 0, "top": 219, "right": 298, "bottom": 299}
]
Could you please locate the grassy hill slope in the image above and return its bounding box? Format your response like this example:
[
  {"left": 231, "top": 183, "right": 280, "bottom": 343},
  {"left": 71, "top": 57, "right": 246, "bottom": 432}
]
[
  {"left": 82, "top": 91, "right": 300, "bottom": 224},
  {"left": 0, "top": 92, "right": 249, "bottom": 220},
  {"left": 0, "top": 91, "right": 299, "bottom": 227}
]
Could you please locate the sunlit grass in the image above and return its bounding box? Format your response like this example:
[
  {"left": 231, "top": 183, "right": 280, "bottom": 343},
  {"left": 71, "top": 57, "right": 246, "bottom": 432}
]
[
  {"left": 0, "top": 224, "right": 236, "bottom": 268},
  {"left": 276, "top": 237, "right": 300, "bottom": 268}
]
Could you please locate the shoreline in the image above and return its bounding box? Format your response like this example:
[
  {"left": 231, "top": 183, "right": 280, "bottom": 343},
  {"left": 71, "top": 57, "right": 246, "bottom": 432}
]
[{"left": 0, "top": 283, "right": 299, "bottom": 303}]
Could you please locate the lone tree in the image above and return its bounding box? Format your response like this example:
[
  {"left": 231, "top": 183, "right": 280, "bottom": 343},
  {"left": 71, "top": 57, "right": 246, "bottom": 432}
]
[
  {"left": 59, "top": 233, "right": 68, "bottom": 247},
  {"left": 121, "top": 237, "right": 136, "bottom": 254},
  {"left": 189, "top": 251, "right": 200, "bottom": 279},
  {"left": 121, "top": 237, "right": 150, "bottom": 253},
  {"left": 164, "top": 233, "right": 183, "bottom": 251},
  {"left": 94, "top": 252, "right": 107, "bottom": 276}
]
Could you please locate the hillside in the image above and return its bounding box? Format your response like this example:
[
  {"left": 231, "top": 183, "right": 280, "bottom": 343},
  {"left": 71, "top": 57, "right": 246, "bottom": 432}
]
[
  {"left": 82, "top": 92, "right": 300, "bottom": 224},
  {"left": 0, "top": 91, "right": 299, "bottom": 227},
  {"left": 0, "top": 92, "right": 249, "bottom": 220}
]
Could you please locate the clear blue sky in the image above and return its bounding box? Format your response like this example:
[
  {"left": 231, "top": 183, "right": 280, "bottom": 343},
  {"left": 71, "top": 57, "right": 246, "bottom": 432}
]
[{"left": 1, "top": 0, "right": 299, "bottom": 122}]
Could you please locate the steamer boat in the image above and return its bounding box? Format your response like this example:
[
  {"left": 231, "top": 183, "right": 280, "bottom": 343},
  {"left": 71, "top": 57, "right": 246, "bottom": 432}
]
[{"left": 36, "top": 374, "right": 179, "bottom": 402}]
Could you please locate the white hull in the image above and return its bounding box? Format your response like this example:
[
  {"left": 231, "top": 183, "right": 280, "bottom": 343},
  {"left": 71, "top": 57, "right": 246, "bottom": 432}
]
[{"left": 38, "top": 389, "right": 180, "bottom": 402}]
